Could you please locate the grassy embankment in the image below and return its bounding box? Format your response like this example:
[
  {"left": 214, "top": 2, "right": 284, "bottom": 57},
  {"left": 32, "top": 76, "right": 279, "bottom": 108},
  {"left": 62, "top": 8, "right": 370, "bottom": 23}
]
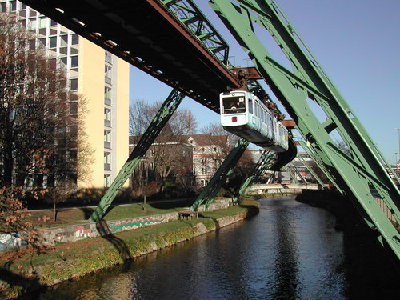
[
  {"left": 27, "top": 202, "right": 188, "bottom": 228},
  {"left": 0, "top": 201, "right": 258, "bottom": 298}
]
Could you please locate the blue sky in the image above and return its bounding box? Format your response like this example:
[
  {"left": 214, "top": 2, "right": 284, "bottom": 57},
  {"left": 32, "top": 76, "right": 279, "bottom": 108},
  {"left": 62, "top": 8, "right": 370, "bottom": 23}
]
[{"left": 130, "top": 0, "right": 400, "bottom": 163}]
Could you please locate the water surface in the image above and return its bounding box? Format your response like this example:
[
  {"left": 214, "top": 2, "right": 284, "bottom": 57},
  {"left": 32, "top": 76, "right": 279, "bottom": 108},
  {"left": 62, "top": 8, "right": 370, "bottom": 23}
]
[{"left": 38, "top": 197, "right": 347, "bottom": 299}]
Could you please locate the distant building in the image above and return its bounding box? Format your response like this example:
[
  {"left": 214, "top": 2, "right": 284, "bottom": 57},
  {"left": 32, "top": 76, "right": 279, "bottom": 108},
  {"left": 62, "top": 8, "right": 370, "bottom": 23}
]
[
  {"left": 129, "top": 134, "right": 230, "bottom": 188},
  {"left": 187, "top": 134, "right": 229, "bottom": 186},
  {"left": 285, "top": 152, "right": 314, "bottom": 183},
  {"left": 1, "top": 0, "right": 130, "bottom": 189}
]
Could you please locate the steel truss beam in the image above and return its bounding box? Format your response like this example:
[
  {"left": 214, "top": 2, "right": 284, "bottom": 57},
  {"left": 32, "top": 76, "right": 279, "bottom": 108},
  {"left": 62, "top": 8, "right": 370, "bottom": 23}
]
[
  {"left": 283, "top": 165, "right": 305, "bottom": 185},
  {"left": 89, "top": 89, "right": 185, "bottom": 222},
  {"left": 297, "top": 139, "right": 339, "bottom": 191},
  {"left": 161, "top": 0, "right": 230, "bottom": 64},
  {"left": 297, "top": 154, "right": 325, "bottom": 187},
  {"left": 190, "top": 138, "right": 250, "bottom": 211},
  {"left": 211, "top": 0, "right": 400, "bottom": 258},
  {"left": 233, "top": 151, "right": 275, "bottom": 203}
]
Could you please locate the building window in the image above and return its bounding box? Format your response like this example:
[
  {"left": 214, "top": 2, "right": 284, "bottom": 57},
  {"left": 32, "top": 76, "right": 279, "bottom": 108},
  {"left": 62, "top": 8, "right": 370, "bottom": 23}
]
[
  {"left": 105, "top": 51, "right": 112, "bottom": 64},
  {"left": 39, "top": 17, "right": 47, "bottom": 29},
  {"left": 104, "top": 129, "right": 111, "bottom": 149},
  {"left": 49, "top": 36, "right": 57, "bottom": 48},
  {"left": 70, "top": 78, "right": 78, "bottom": 91},
  {"left": 0, "top": 3, "right": 6, "bottom": 12},
  {"left": 104, "top": 108, "right": 111, "bottom": 127},
  {"left": 28, "top": 19, "right": 37, "bottom": 31},
  {"left": 29, "top": 8, "right": 37, "bottom": 17},
  {"left": 104, "top": 86, "right": 111, "bottom": 105},
  {"left": 201, "top": 167, "right": 205, "bottom": 175},
  {"left": 61, "top": 47, "right": 69, "bottom": 55},
  {"left": 10, "top": 1, "right": 16, "bottom": 11},
  {"left": 70, "top": 102, "right": 78, "bottom": 115},
  {"left": 104, "top": 152, "right": 111, "bottom": 163},
  {"left": 69, "top": 150, "right": 77, "bottom": 162},
  {"left": 71, "top": 55, "right": 78, "bottom": 68},
  {"left": 19, "top": 19, "right": 26, "bottom": 28},
  {"left": 105, "top": 65, "right": 112, "bottom": 84},
  {"left": 104, "top": 152, "right": 111, "bottom": 171},
  {"left": 50, "top": 19, "right": 57, "bottom": 27},
  {"left": 104, "top": 130, "right": 111, "bottom": 142},
  {"left": 71, "top": 34, "right": 78, "bottom": 45},
  {"left": 60, "top": 35, "right": 68, "bottom": 47},
  {"left": 104, "top": 174, "right": 111, "bottom": 187}
]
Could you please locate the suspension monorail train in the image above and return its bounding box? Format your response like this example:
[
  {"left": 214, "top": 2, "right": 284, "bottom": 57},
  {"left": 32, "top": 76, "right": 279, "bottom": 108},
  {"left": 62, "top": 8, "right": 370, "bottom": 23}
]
[{"left": 220, "top": 90, "right": 289, "bottom": 152}]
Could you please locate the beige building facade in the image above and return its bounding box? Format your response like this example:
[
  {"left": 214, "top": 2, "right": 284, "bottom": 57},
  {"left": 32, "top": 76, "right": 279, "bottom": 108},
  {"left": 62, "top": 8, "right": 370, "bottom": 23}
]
[{"left": 1, "top": 0, "right": 130, "bottom": 189}]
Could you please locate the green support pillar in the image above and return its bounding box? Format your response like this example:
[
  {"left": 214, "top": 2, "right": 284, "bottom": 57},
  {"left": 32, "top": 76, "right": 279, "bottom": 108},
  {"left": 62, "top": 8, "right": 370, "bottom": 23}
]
[
  {"left": 233, "top": 150, "right": 275, "bottom": 203},
  {"left": 210, "top": 0, "right": 400, "bottom": 259},
  {"left": 191, "top": 138, "right": 250, "bottom": 211},
  {"left": 89, "top": 89, "right": 185, "bottom": 222}
]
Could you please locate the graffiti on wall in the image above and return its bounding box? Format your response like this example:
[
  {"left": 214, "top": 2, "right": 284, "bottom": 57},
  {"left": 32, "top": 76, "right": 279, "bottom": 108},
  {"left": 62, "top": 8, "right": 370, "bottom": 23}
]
[
  {"left": 74, "top": 225, "right": 97, "bottom": 239},
  {"left": 108, "top": 218, "right": 162, "bottom": 233},
  {"left": 0, "top": 233, "right": 26, "bottom": 252}
]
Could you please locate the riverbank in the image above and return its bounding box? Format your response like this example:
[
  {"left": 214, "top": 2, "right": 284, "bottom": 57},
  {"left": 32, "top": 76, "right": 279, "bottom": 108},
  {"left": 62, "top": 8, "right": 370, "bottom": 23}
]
[
  {"left": 0, "top": 203, "right": 258, "bottom": 299},
  {"left": 296, "top": 190, "right": 400, "bottom": 299}
]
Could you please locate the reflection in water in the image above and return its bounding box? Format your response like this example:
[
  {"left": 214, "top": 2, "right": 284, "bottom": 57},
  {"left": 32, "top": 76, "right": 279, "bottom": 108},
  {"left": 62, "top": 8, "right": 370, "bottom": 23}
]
[
  {"left": 271, "top": 199, "right": 299, "bottom": 299},
  {"left": 37, "top": 196, "right": 347, "bottom": 299}
]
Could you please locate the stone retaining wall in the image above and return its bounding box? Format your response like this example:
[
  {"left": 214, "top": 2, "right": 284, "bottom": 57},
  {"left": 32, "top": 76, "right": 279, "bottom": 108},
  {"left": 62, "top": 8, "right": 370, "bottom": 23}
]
[
  {"left": 38, "top": 212, "right": 179, "bottom": 246},
  {"left": 0, "top": 198, "right": 233, "bottom": 252},
  {"left": 38, "top": 198, "right": 232, "bottom": 246}
]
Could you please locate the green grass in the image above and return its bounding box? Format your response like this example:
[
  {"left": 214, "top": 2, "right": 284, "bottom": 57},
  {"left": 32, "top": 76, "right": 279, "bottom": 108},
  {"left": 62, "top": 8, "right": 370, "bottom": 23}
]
[
  {"left": 104, "top": 203, "right": 179, "bottom": 220},
  {"left": 27, "top": 203, "right": 183, "bottom": 228}
]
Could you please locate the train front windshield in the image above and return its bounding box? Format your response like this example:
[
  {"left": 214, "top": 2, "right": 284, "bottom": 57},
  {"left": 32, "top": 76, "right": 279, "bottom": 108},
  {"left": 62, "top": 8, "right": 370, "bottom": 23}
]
[{"left": 222, "top": 96, "right": 246, "bottom": 114}]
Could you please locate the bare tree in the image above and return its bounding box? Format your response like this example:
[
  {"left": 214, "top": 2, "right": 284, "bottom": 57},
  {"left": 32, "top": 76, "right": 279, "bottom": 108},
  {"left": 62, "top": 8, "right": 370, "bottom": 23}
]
[
  {"left": 129, "top": 100, "right": 197, "bottom": 138},
  {"left": 0, "top": 14, "right": 73, "bottom": 188},
  {"left": 129, "top": 100, "right": 197, "bottom": 194},
  {"left": 201, "top": 122, "right": 238, "bottom": 153},
  {"left": 0, "top": 14, "right": 91, "bottom": 222}
]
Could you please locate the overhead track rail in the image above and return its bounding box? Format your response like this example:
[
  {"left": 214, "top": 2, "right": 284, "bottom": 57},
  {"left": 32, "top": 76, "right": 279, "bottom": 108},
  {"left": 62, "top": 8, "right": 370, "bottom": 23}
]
[{"left": 21, "top": 0, "right": 240, "bottom": 112}]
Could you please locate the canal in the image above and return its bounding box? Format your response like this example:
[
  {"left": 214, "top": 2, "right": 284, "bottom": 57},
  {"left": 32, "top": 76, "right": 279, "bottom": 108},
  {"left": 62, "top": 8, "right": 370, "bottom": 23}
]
[{"left": 35, "top": 196, "right": 398, "bottom": 299}]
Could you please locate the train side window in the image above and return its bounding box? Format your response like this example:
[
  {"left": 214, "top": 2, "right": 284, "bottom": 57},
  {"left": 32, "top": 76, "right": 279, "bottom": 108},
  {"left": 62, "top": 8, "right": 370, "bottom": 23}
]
[{"left": 248, "top": 98, "right": 253, "bottom": 114}]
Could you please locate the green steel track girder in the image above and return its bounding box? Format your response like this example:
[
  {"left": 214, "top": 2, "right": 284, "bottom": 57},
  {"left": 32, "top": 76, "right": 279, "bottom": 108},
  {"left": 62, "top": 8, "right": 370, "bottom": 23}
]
[
  {"left": 161, "top": 0, "right": 230, "bottom": 64},
  {"left": 89, "top": 89, "right": 185, "bottom": 222},
  {"left": 210, "top": 0, "right": 400, "bottom": 259},
  {"left": 233, "top": 150, "right": 275, "bottom": 203},
  {"left": 190, "top": 138, "right": 250, "bottom": 211}
]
